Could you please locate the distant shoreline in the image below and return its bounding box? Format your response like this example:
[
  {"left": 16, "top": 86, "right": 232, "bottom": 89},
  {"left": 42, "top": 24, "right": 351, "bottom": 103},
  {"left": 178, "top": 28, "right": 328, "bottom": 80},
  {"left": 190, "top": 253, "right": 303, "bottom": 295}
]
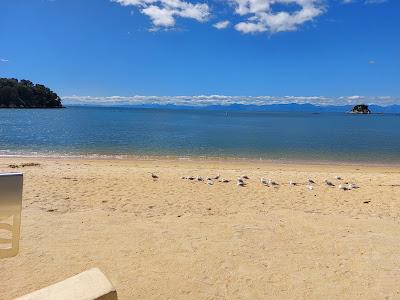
[{"left": 2, "top": 153, "right": 400, "bottom": 168}]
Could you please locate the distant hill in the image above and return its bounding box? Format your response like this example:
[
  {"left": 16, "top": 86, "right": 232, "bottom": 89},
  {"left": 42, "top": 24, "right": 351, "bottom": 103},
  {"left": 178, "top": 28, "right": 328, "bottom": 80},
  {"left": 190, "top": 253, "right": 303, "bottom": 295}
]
[
  {"left": 66, "top": 102, "right": 400, "bottom": 113},
  {"left": 0, "top": 78, "right": 63, "bottom": 108}
]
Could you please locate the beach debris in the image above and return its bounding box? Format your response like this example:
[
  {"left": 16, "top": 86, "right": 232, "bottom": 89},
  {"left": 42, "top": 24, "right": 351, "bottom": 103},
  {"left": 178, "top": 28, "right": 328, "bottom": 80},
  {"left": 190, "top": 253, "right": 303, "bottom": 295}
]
[
  {"left": 338, "top": 184, "right": 350, "bottom": 191},
  {"left": 363, "top": 200, "right": 371, "bottom": 204},
  {"left": 206, "top": 177, "right": 212, "bottom": 181},
  {"left": 188, "top": 176, "right": 195, "bottom": 180},
  {"left": 197, "top": 176, "right": 204, "bottom": 182},
  {"left": 241, "top": 175, "right": 250, "bottom": 180},
  {"left": 308, "top": 179, "right": 315, "bottom": 184},
  {"left": 181, "top": 176, "right": 187, "bottom": 179},
  {"left": 150, "top": 173, "right": 159, "bottom": 179},
  {"left": 335, "top": 176, "right": 342, "bottom": 180},
  {"left": 221, "top": 178, "right": 230, "bottom": 183},
  {"left": 207, "top": 179, "right": 214, "bottom": 185},
  {"left": 324, "top": 179, "right": 335, "bottom": 186},
  {"left": 289, "top": 181, "right": 297, "bottom": 186},
  {"left": 237, "top": 177, "right": 244, "bottom": 183},
  {"left": 213, "top": 174, "right": 220, "bottom": 180},
  {"left": 8, "top": 162, "right": 41, "bottom": 168},
  {"left": 307, "top": 185, "right": 314, "bottom": 191}
]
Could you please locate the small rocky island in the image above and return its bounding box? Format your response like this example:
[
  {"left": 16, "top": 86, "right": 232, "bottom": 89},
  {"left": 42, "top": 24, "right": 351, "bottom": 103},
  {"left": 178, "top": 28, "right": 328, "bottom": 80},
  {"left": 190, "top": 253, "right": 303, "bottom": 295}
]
[
  {"left": 351, "top": 104, "right": 371, "bottom": 114},
  {"left": 0, "top": 78, "right": 63, "bottom": 108}
]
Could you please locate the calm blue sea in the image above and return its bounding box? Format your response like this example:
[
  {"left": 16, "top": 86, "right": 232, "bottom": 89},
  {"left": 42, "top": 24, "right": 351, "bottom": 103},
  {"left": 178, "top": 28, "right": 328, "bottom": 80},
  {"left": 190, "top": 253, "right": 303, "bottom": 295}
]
[{"left": 1, "top": 106, "right": 400, "bottom": 163}]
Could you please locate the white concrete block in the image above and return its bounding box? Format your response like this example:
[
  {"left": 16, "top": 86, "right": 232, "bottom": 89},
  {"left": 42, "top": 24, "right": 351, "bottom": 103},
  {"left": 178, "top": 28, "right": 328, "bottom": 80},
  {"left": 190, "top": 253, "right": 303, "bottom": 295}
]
[{"left": 16, "top": 268, "right": 117, "bottom": 300}]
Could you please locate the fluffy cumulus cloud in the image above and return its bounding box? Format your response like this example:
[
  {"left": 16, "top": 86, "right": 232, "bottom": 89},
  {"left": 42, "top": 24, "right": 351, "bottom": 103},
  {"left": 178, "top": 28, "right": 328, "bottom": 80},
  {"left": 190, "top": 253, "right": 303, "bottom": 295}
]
[
  {"left": 62, "top": 95, "right": 400, "bottom": 107},
  {"left": 112, "top": 0, "right": 387, "bottom": 33},
  {"left": 213, "top": 20, "right": 230, "bottom": 29},
  {"left": 113, "top": 0, "right": 209, "bottom": 28},
  {"left": 232, "top": 0, "right": 325, "bottom": 33}
]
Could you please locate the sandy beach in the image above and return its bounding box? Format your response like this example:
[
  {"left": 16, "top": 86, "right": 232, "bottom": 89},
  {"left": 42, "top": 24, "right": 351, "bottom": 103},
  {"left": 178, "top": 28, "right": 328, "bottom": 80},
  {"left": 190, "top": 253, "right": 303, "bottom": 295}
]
[{"left": 1, "top": 156, "right": 400, "bottom": 299}]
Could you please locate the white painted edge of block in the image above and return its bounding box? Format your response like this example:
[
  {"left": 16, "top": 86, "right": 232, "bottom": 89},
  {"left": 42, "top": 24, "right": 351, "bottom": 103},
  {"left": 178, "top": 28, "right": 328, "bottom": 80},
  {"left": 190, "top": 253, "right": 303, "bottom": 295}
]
[{"left": 15, "top": 268, "right": 117, "bottom": 300}]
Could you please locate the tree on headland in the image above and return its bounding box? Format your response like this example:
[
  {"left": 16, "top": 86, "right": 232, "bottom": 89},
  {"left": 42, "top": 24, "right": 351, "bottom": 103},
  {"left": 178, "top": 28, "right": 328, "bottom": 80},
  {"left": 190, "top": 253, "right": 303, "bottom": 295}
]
[
  {"left": 351, "top": 104, "right": 371, "bottom": 114},
  {"left": 0, "top": 78, "right": 63, "bottom": 108}
]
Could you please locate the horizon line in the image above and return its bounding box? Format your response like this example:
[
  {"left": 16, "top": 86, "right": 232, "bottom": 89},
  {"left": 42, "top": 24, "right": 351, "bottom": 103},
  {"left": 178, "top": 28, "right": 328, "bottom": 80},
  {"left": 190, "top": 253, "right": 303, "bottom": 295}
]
[{"left": 62, "top": 95, "right": 400, "bottom": 107}]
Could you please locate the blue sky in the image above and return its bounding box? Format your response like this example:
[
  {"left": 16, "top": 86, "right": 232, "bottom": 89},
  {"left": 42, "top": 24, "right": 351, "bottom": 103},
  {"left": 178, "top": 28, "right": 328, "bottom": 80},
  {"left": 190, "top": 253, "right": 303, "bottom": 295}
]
[{"left": 1, "top": 0, "right": 399, "bottom": 106}]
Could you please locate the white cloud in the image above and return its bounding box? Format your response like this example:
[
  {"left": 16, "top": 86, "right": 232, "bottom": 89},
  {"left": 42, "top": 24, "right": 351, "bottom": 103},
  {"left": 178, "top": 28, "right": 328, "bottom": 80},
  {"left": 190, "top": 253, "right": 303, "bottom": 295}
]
[
  {"left": 62, "top": 95, "right": 400, "bottom": 107},
  {"left": 342, "top": 0, "right": 387, "bottom": 4},
  {"left": 0, "top": 58, "right": 9, "bottom": 63},
  {"left": 112, "top": 0, "right": 209, "bottom": 28},
  {"left": 233, "top": 0, "right": 325, "bottom": 34},
  {"left": 365, "top": 0, "right": 387, "bottom": 4},
  {"left": 113, "top": 0, "right": 387, "bottom": 34},
  {"left": 213, "top": 20, "right": 230, "bottom": 29}
]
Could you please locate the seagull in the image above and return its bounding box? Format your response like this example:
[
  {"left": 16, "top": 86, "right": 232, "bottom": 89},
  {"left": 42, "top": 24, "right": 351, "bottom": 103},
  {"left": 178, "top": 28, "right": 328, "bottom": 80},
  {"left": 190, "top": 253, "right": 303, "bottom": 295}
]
[
  {"left": 260, "top": 177, "right": 268, "bottom": 185},
  {"left": 308, "top": 179, "right": 315, "bottom": 184},
  {"left": 268, "top": 179, "right": 278, "bottom": 186},
  {"left": 338, "top": 184, "right": 349, "bottom": 191},
  {"left": 188, "top": 176, "right": 195, "bottom": 181},
  {"left": 207, "top": 179, "right": 214, "bottom": 185},
  {"left": 237, "top": 181, "right": 245, "bottom": 187},
  {"left": 237, "top": 177, "right": 244, "bottom": 184},
  {"left": 289, "top": 181, "right": 297, "bottom": 186},
  {"left": 150, "top": 173, "right": 159, "bottom": 179},
  {"left": 213, "top": 175, "right": 220, "bottom": 180},
  {"left": 197, "top": 176, "right": 203, "bottom": 182},
  {"left": 206, "top": 177, "right": 212, "bottom": 181},
  {"left": 324, "top": 179, "right": 335, "bottom": 186},
  {"left": 307, "top": 185, "right": 314, "bottom": 191},
  {"left": 348, "top": 183, "right": 360, "bottom": 189},
  {"left": 241, "top": 175, "right": 250, "bottom": 180},
  {"left": 221, "top": 179, "right": 230, "bottom": 183}
]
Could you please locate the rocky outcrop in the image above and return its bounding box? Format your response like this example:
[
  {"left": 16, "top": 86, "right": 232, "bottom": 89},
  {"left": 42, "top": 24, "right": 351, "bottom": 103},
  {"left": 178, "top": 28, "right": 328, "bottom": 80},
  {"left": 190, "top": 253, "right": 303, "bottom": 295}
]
[{"left": 351, "top": 104, "right": 371, "bottom": 114}]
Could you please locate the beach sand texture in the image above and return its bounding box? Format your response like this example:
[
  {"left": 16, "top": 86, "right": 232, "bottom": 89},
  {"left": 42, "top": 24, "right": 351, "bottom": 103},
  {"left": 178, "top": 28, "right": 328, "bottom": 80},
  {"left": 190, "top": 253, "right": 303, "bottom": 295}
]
[{"left": 1, "top": 157, "right": 400, "bottom": 299}]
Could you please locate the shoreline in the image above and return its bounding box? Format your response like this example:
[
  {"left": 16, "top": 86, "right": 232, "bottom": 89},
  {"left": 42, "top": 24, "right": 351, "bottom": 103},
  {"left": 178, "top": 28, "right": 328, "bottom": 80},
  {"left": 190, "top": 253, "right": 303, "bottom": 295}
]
[{"left": 2, "top": 152, "right": 400, "bottom": 168}]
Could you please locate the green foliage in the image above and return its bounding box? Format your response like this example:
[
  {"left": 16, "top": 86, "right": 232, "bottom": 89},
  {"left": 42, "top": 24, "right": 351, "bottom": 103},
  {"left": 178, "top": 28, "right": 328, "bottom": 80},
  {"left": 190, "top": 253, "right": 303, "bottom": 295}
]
[
  {"left": 351, "top": 104, "right": 371, "bottom": 114},
  {"left": 0, "top": 78, "right": 63, "bottom": 108}
]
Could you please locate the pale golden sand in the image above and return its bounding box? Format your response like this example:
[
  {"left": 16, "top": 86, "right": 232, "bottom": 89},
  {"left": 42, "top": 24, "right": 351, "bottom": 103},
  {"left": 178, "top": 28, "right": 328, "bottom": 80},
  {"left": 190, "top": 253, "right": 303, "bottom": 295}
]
[{"left": 1, "top": 157, "right": 400, "bottom": 299}]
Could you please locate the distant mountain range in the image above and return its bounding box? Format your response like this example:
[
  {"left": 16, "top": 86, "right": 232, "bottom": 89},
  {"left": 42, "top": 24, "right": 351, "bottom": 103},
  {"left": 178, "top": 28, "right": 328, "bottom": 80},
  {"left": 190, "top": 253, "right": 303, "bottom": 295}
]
[{"left": 67, "top": 103, "right": 400, "bottom": 113}]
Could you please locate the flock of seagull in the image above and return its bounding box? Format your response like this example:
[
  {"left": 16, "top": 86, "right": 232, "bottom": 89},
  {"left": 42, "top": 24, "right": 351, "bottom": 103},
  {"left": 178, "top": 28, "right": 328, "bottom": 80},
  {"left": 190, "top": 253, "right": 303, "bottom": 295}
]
[{"left": 151, "top": 173, "right": 360, "bottom": 191}]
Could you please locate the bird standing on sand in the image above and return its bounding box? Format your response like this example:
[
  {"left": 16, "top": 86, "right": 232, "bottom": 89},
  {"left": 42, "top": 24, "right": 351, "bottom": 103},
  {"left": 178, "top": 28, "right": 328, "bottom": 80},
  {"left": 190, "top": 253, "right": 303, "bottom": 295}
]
[
  {"left": 260, "top": 177, "right": 268, "bottom": 185},
  {"left": 268, "top": 179, "right": 278, "bottom": 186},
  {"left": 197, "top": 176, "right": 203, "bottom": 182},
  {"left": 348, "top": 183, "right": 359, "bottom": 189},
  {"left": 237, "top": 180, "right": 245, "bottom": 187},
  {"left": 324, "top": 179, "right": 335, "bottom": 186},
  {"left": 150, "top": 173, "right": 159, "bottom": 179},
  {"left": 338, "top": 184, "right": 349, "bottom": 191},
  {"left": 207, "top": 179, "right": 214, "bottom": 185}
]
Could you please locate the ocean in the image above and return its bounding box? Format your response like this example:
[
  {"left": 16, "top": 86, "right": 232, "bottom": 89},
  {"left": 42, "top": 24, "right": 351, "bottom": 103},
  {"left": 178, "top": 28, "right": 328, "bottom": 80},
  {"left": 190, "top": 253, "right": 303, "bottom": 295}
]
[{"left": 1, "top": 106, "right": 400, "bottom": 163}]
